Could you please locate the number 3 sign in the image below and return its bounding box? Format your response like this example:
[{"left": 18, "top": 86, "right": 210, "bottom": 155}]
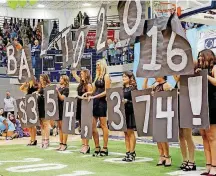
[{"left": 136, "top": 14, "right": 194, "bottom": 78}]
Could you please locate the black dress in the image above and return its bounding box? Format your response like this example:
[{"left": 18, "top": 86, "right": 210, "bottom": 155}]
[
  {"left": 153, "top": 82, "right": 166, "bottom": 92},
  {"left": 76, "top": 83, "right": 87, "bottom": 121},
  {"left": 58, "top": 87, "right": 69, "bottom": 121},
  {"left": 37, "top": 88, "right": 45, "bottom": 119},
  {"left": 124, "top": 86, "right": 136, "bottom": 129},
  {"left": 93, "top": 76, "right": 107, "bottom": 118},
  {"left": 27, "top": 85, "right": 38, "bottom": 95},
  {"left": 208, "top": 71, "right": 216, "bottom": 125}
]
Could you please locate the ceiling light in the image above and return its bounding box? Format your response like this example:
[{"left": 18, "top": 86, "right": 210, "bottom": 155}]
[
  {"left": 83, "top": 3, "right": 91, "bottom": 7},
  {"left": 37, "top": 4, "right": 45, "bottom": 8},
  {"left": 0, "top": 0, "right": 6, "bottom": 3}
]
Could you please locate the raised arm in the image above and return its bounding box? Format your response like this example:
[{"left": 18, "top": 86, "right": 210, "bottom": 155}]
[
  {"left": 72, "top": 70, "right": 80, "bottom": 83},
  {"left": 142, "top": 78, "right": 149, "bottom": 89},
  {"left": 20, "top": 82, "right": 29, "bottom": 93}
]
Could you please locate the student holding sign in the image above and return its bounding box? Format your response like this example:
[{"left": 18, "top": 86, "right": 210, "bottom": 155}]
[
  {"left": 20, "top": 79, "right": 38, "bottom": 146},
  {"left": 143, "top": 77, "right": 172, "bottom": 167},
  {"left": 72, "top": 69, "right": 92, "bottom": 154},
  {"left": 196, "top": 49, "right": 216, "bottom": 176},
  {"left": 122, "top": 71, "right": 137, "bottom": 162},
  {"left": 173, "top": 75, "right": 196, "bottom": 171},
  {"left": 82, "top": 59, "right": 110, "bottom": 157},
  {"left": 56, "top": 75, "right": 70, "bottom": 151},
  {"left": 37, "top": 74, "right": 51, "bottom": 149}
]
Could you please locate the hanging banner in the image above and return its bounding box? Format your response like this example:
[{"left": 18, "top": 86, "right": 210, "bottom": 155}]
[
  {"left": 136, "top": 14, "right": 194, "bottom": 78},
  {"left": 72, "top": 26, "right": 89, "bottom": 70},
  {"left": 95, "top": 4, "right": 108, "bottom": 53},
  {"left": 62, "top": 97, "right": 77, "bottom": 134},
  {"left": 25, "top": 94, "right": 40, "bottom": 127},
  {"left": 40, "top": 20, "right": 52, "bottom": 57},
  {"left": 118, "top": 0, "right": 145, "bottom": 44},
  {"left": 44, "top": 85, "right": 59, "bottom": 120},
  {"left": 16, "top": 98, "right": 28, "bottom": 128},
  {"left": 131, "top": 89, "right": 153, "bottom": 137},
  {"left": 153, "top": 89, "right": 179, "bottom": 142},
  {"left": 81, "top": 99, "right": 93, "bottom": 139},
  {"left": 61, "top": 28, "right": 73, "bottom": 68},
  {"left": 180, "top": 69, "right": 209, "bottom": 129},
  {"left": 107, "top": 87, "right": 127, "bottom": 132}
]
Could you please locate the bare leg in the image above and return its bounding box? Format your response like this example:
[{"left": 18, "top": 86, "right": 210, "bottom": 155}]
[
  {"left": 124, "top": 131, "right": 130, "bottom": 152},
  {"left": 127, "top": 129, "right": 136, "bottom": 153},
  {"left": 99, "top": 117, "right": 109, "bottom": 149}
]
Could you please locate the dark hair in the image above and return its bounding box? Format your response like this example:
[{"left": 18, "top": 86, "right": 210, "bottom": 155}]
[
  {"left": 163, "top": 76, "right": 167, "bottom": 81},
  {"left": 123, "top": 71, "right": 137, "bottom": 90},
  {"left": 197, "top": 49, "right": 215, "bottom": 73},
  {"left": 77, "top": 69, "right": 92, "bottom": 92}
]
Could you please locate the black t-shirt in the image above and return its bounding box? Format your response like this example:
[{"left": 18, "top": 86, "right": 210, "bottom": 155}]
[{"left": 58, "top": 87, "right": 69, "bottom": 119}]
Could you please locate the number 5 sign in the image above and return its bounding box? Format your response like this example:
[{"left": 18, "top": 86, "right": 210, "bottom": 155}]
[
  {"left": 136, "top": 14, "right": 194, "bottom": 78},
  {"left": 44, "top": 85, "right": 59, "bottom": 120},
  {"left": 107, "top": 88, "right": 127, "bottom": 132}
]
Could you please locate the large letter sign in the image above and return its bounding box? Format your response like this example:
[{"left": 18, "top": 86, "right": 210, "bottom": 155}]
[
  {"left": 136, "top": 15, "right": 194, "bottom": 78},
  {"left": 81, "top": 100, "right": 93, "bottom": 139},
  {"left": 118, "top": 0, "right": 145, "bottom": 44},
  {"left": 72, "top": 26, "right": 89, "bottom": 69},
  {"left": 95, "top": 4, "right": 108, "bottom": 53},
  {"left": 132, "top": 89, "right": 153, "bottom": 136},
  {"left": 180, "top": 69, "right": 209, "bottom": 129},
  {"left": 153, "top": 89, "right": 179, "bottom": 142},
  {"left": 7, "top": 45, "right": 18, "bottom": 76},
  {"left": 44, "top": 86, "right": 59, "bottom": 120},
  {"left": 61, "top": 27, "right": 73, "bottom": 68},
  {"left": 107, "top": 88, "right": 127, "bottom": 132},
  {"left": 62, "top": 97, "right": 77, "bottom": 134}
]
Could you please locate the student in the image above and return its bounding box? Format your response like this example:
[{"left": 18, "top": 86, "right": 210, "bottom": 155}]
[
  {"left": 38, "top": 74, "right": 51, "bottom": 149},
  {"left": 83, "top": 59, "right": 111, "bottom": 157},
  {"left": 122, "top": 71, "right": 137, "bottom": 162},
  {"left": 72, "top": 69, "right": 92, "bottom": 154},
  {"left": 3, "top": 91, "right": 16, "bottom": 118},
  {"left": 143, "top": 77, "right": 172, "bottom": 167},
  {"left": 173, "top": 75, "right": 196, "bottom": 171},
  {"left": 56, "top": 75, "right": 70, "bottom": 151},
  {"left": 0, "top": 111, "right": 16, "bottom": 138},
  {"left": 195, "top": 49, "right": 216, "bottom": 176},
  {"left": 20, "top": 79, "right": 38, "bottom": 146}
]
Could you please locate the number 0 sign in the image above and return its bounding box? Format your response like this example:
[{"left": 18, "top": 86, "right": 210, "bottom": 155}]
[
  {"left": 44, "top": 86, "right": 59, "bottom": 120},
  {"left": 136, "top": 15, "right": 194, "bottom": 78}
]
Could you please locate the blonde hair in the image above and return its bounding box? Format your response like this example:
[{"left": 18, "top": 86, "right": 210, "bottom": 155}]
[
  {"left": 60, "top": 75, "right": 69, "bottom": 87},
  {"left": 94, "top": 59, "right": 108, "bottom": 83}
]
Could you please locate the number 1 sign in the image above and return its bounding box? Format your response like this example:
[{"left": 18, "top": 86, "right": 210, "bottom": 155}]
[{"left": 136, "top": 14, "right": 194, "bottom": 78}]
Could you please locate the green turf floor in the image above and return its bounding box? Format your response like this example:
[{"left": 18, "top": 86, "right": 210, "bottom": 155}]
[{"left": 0, "top": 140, "right": 205, "bottom": 176}]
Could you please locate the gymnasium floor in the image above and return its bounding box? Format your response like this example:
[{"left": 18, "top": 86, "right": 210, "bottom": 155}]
[{"left": 0, "top": 132, "right": 206, "bottom": 176}]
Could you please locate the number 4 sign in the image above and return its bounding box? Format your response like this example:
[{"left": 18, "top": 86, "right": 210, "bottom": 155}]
[
  {"left": 62, "top": 97, "right": 77, "bottom": 134},
  {"left": 136, "top": 14, "right": 194, "bottom": 78}
]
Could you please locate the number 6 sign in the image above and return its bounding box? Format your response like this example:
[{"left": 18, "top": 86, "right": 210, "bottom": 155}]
[
  {"left": 44, "top": 85, "right": 59, "bottom": 120},
  {"left": 136, "top": 14, "right": 194, "bottom": 78},
  {"left": 107, "top": 87, "right": 127, "bottom": 132}
]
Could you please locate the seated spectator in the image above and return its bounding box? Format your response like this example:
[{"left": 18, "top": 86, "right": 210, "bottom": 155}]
[
  {"left": 0, "top": 109, "right": 16, "bottom": 138},
  {"left": 13, "top": 37, "right": 22, "bottom": 51},
  {"left": 85, "top": 42, "right": 92, "bottom": 49},
  {"left": 83, "top": 12, "right": 90, "bottom": 25},
  {"left": 10, "top": 29, "right": 17, "bottom": 39},
  {"left": 8, "top": 114, "right": 23, "bottom": 138}
]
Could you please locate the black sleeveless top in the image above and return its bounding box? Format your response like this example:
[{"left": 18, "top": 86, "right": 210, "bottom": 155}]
[
  {"left": 94, "top": 75, "right": 106, "bottom": 99},
  {"left": 37, "top": 88, "right": 45, "bottom": 118},
  {"left": 27, "top": 85, "right": 38, "bottom": 95},
  {"left": 153, "top": 82, "right": 166, "bottom": 92}
]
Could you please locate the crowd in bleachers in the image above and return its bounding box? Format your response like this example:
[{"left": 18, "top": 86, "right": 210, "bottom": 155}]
[{"left": 0, "top": 17, "right": 59, "bottom": 67}]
